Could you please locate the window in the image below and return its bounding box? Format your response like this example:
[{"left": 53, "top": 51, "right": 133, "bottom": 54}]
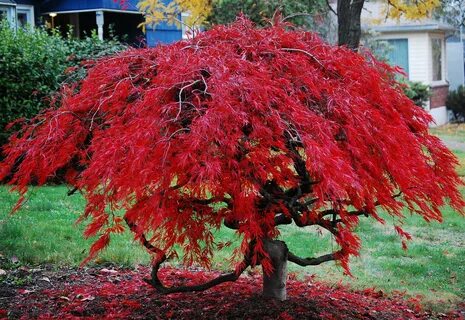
[
  {"left": 0, "top": 7, "right": 7, "bottom": 20},
  {"left": 17, "top": 11, "right": 28, "bottom": 27},
  {"left": 432, "top": 38, "right": 443, "bottom": 81},
  {"left": 385, "top": 39, "right": 409, "bottom": 77},
  {"left": 0, "top": 5, "right": 12, "bottom": 23},
  {"left": 16, "top": 5, "right": 34, "bottom": 29},
  {"left": 0, "top": 4, "right": 34, "bottom": 29}
]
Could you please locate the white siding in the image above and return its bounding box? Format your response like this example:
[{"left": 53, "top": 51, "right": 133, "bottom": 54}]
[{"left": 376, "top": 32, "right": 430, "bottom": 83}]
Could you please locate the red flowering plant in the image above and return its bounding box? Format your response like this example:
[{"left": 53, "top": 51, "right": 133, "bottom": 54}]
[{"left": 1, "top": 17, "right": 463, "bottom": 300}]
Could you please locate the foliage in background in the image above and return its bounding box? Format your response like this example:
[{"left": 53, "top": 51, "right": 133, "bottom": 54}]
[
  {"left": 447, "top": 85, "right": 465, "bottom": 122},
  {"left": 135, "top": 0, "right": 211, "bottom": 30},
  {"left": 383, "top": 0, "right": 440, "bottom": 20},
  {"left": 62, "top": 27, "right": 128, "bottom": 85},
  {"left": 433, "top": 0, "right": 465, "bottom": 33},
  {"left": 0, "top": 22, "right": 127, "bottom": 147},
  {"left": 0, "top": 22, "right": 69, "bottom": 146},
  {"left": 401, "top": 80, "right": 431, "bottom": 108},
  {"left": 207, "top": 0, "right": 326, "bottom": 29}
]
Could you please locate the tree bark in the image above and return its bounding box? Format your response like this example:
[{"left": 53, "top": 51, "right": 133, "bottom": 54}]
[
  {"left": 337, "top": 0, "right": 365, "bottom": 50},
  {"left": 262, "top": 239, "right": 288, "bottom": 301}
]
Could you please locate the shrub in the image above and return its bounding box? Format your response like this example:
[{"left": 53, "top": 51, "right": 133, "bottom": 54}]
[
  {"left": 0, "top": 22, "right": 69, "bottom": 145},
  {"left": 0, "top": 22, "right": 127, "bottom": 146},
  {"left": 447, "top": 85, "right": 465, "bottom": 122},
  {"left": 62, "top": 28, "right": 128, "bottom": 85},
  {"left": 400, "top": 80, "right": 431, "bottom": 108}
]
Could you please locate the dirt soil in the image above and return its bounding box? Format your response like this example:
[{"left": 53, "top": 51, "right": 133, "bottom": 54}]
[{"left": 0, "top": 263, "right": 464, "bottom": 320}]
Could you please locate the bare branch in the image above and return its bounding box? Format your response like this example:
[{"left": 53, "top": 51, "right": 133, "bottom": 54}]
[
  {"left": 125, "top": 215, "right": 251, "bottom": 294},
  {"left": 288, "top": 251, "right": 338, "bottom": 266},
  {"left": 146, "top": 255, "right": 250, "bottom": 294},
  {"left": 281, "top": 13, "right": 314, "bottom": 22},
  {"left": 67, "top": 187, "right": 79, "bottom": 196},
  {"left": 223, "top": 218, "right": 239, "bottom": 230},
  {"left": 274, "top": 213, "right": 293, "bottom": 225},
  {"left": 325, "top": 0, "right": 338, "bottom": 16}
]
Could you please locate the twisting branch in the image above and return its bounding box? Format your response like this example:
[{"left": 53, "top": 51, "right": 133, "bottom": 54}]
[
  {"left": 146, "top": 253, "right": 251, "bottom": 294},
  {"left": 274, "top": 213, "right": 293, "bottom": 225},
  {"left": 325, "top": 0, "right": 338, "bottom": 16},
  {"left": 281, "top": 12, "right": 314, "bottom": 22},
  {"left": 317, "top": 192, "right": 403, "bottom": 220},
  {"left": 223, "top": 217, "right": 239, "bottom": 230},
  {"left": 124, "top": 215, "right": 252, "bottom": 294},
  {"left": 67, "top": 187, "right": 79, "bottom": 196},
  {"left": 288, "top": 250, "right": 339, "bottom": 266},
  {"left": 124, "top": 216, "right": 163, "bottom": 257}
]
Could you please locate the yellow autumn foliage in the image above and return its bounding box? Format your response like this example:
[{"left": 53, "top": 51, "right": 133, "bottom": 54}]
[
  {"left": 385, "top": 0, "right": 441, "bottom": 20},
  {"left": 137, "top": 0, "right": 211, "bottom": 31},
  {"left": 136, "top": 0, "right": 441, "bottom": 33}
]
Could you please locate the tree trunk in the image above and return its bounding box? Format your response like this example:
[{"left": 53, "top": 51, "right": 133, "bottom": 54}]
[
  {"left": 337, "top": 0, "right": 365, "bottom": 50},
  {"left": 262, "top": 239, "right": 288, "bottom": 301}
]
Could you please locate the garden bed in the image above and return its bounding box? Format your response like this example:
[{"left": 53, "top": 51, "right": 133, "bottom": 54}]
[{"left": 0, "top": 264, "right": 464, "bottom": 319}]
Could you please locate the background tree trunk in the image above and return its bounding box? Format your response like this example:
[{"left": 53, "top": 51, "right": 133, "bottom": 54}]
[
  {"left": 337, "top": 0, "right": 365, "bottom": 50},
  {"left": 262, "top": 239, "right": 288, "bottom": 301}
]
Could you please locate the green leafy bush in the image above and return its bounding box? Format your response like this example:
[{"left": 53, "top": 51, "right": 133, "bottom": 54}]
[
  {"left": 0, "top": 22, "right": 127, "bottom": 146},
  {"left": 0, "top": 22, "right": 69, "bottom": 145},
  {"left": 447, "top": 85, "right": 465, "bottom": 122},
  {"left": 62, "top": 28, "right": 128, "bottom": 85},
  {"left": 401, "top": 80, "right": 431, "bottom": 108}
]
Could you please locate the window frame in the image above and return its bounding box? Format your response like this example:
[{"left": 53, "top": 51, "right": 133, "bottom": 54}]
[
  {"left": 431, "top": 36, "right": 445, "bottom": 83},
  {"left": 16, "top": 4, "right": 34, "bottom": 29}
]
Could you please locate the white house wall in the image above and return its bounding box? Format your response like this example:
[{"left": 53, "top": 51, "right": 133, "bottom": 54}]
[{"left": 376, "top": 32, "right": 430, "bottom": 83}]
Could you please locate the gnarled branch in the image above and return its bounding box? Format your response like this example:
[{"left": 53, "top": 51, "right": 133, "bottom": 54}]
[
  {"left": 124, "top": 215, "right": 251, "bottom": 294},
  {"left": 288, "top": 250, "right": 339, "bottom": 266},
  {"left": 146, "top": 254, "right": 251, "bottom": 294}
]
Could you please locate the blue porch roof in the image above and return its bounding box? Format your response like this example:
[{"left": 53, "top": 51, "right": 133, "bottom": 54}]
[{"left": 37, "top": 0, "right": 139, "bottom": 13}]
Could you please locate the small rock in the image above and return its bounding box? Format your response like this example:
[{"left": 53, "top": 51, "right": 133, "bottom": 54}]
[
  {"left": 0, "top": 269, "right": 6, "bottom": 276},
  {"left": 101, "top": 268, "right": 118, "bottom": 274},
  {"left": 19, "top": 289, "right": 34, "bottom": 294},
  {"left": 81, "top": 295, "right": 95, "bottom": 301},
  {"left": 39, "top": 277, "right": 51, "bottom": 283}
]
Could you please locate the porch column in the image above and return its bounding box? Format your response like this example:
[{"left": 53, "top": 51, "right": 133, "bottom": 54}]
[{"left": 96, "top": 10, "right": 104, "bottom": 40}]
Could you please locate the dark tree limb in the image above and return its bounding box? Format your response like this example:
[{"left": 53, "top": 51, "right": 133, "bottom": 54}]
[
  {"left": 67, "top": 187, "right": 79, "bottom": 196},
  {"left": 223, "top": 217, "right": 239, "bottom": 230},
  {"left": 124, "top": 216, "right": 162, "bottom": 256},
  {"left": 337, "top": 0, "right": 365, "bottom": 49},
  {"left": 288, "top": 251, "right": 338, "bottom": 266},
  {"left": 145, "top": 254, "right": 251, "bottom": 294},
  {"left": 124, "top": 214, "right": 252, "bottom": 295},
  {"left": 325, "top": 0, "right": 338, "bottom": 16},
  {"left": 274, "top": 213, "right": 292, "bottom": 225}
]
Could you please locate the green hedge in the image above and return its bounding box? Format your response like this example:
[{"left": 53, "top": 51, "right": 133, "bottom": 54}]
[
  {"left": 0, "top": 22, "right": 127, "bottom": 146},
  {"left": 399, "top": 79, "right": 431, "bottom": 108},
  {"left": 447, "top": 85, "right": 465, "bottom": 122}
]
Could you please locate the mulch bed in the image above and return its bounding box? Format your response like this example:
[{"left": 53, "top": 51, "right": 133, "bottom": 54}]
[{"left": 0, "top": 265, "right": 464, "bottom": 319}]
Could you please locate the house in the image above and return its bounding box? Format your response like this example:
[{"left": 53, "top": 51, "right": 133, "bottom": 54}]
[
  {"left": 0, "top": 0, "right": 184, "bottom": 46},
  {"left": 446, "top": 33, "right": 465, "bottom": 91},
  {"left": 361, "top": 2, "right": 455, "bottom": 126}
]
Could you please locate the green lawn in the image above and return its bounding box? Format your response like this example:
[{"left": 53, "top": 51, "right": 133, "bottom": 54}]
[
  {"left": 1, "top": 148, "right": 464, "bottom": 311},
  {"left": 430, "top": 123, "right": 465, "bottom": 143}
]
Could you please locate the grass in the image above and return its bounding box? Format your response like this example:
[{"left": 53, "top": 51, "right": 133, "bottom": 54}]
[
  {"left": 1, "top": 141, "right": 465, "bottom": 311},
  {"left": 430, "top": 123, "right": 465, "bottom": 143}
]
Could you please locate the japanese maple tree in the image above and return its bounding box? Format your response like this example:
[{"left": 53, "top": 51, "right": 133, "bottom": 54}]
[{"left": 1, "top": 18, "right": 463, "bottom": 300}]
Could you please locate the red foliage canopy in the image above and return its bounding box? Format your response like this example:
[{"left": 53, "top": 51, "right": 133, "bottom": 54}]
[{"left": 1, "top": 18, "right": 463, "bottom": 274}]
